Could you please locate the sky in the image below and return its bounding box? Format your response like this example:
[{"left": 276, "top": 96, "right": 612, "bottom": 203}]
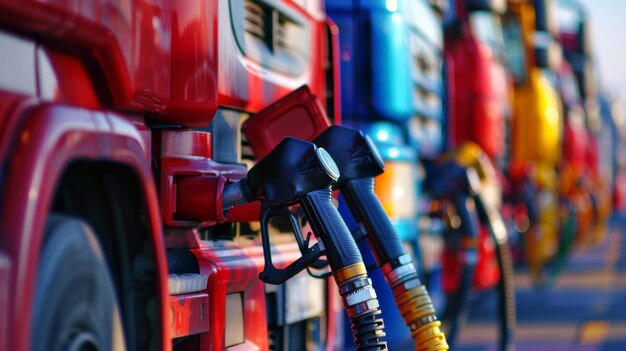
[{"left": 574, "top": 0, "right": 626, "bottom": 99}]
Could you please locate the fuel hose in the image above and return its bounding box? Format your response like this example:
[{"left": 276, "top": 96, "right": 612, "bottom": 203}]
[
  {"left": 315, "top": 126, "right": 448, "bottom": 350},
  {"left": 343, "top": 178, "right": 448, "bottom": 351},
  {"left": 300, "top": 188, "right": 387, "bottom": 350},
  {"left": 440, "top": 192, "right": 479, "bottom": 349},
  {"left": 473, "top": 193, "right": 516, "bottom": 351},
  {"left": 425, "top": 142, "right": 515, "bottom": 351}
]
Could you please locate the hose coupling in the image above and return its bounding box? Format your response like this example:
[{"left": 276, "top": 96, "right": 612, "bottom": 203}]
[{"left": 383, "top": 254, "right": 449, "bottom": 350}]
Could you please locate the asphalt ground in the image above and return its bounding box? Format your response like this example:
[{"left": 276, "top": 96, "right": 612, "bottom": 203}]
[{"left": 457, "top": 215, "right": 626, "bottom": 351}]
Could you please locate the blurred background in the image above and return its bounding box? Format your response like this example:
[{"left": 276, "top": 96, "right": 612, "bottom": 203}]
[
  {"left": 577, "top": 0, "right": 626, "bottom": 100},
  {"left": 455, "top": 3, "right": 626, "bottom": 350},
  {"left": 3, "top": 1, "right": 626, "bottom": 350}
]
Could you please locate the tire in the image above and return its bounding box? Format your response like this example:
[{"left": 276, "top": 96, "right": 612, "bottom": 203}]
[{"left": 31, "top": 215, "right": 126, "bottom": 351}]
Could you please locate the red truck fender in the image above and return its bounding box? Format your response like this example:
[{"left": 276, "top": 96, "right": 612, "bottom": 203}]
[{"left": 0, "top": 98, "right": 169, "bottom": 351}]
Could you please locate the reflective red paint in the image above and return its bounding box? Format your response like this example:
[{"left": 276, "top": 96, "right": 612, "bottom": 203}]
[
  {"left": 0, "top": 101, "right": 169, "bottom": 351},
  {"left": 446, "top": 38, "right": 509, "bottom": 159},
  {"left": 0, "top": 0, "right": 218, "bottom": 126},
  {"left": 0, "top": 1, "right": 337, "bottom": 350}
]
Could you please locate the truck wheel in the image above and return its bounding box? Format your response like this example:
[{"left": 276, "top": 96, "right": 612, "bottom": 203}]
[{"left": 31, "top": 215, "right": 126, "bottom": 351}]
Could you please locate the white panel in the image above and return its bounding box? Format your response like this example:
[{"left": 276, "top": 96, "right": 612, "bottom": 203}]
[{"left": 0, "top": 31, "right": 36, "bottom": 95}]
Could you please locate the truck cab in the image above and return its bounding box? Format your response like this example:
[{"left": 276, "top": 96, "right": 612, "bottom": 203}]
[
  {"left": 436, "top": 2, "right": 517, "bottom": 348},
  {"left": 557, "top": 0, "right": 612, "bottom": 245},
  {"left": 442, "top": 0, "right": 509, "bottom": 292},
  {"left": 502, "top": 0, "right": 564, "bottom": 282},
  {"left": 0, "top": 1, "right": 340, "bottom": 350},
  {"left": 445, "top": 0, "right": 509, "bottom": 163}
]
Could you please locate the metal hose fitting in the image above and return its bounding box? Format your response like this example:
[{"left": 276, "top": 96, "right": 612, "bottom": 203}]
[
  {"left": 336, "top": 264, "right": 387, "bottom": 350},
  {"left": 382, "top": 255, "right": 449, "bottom": 351}
]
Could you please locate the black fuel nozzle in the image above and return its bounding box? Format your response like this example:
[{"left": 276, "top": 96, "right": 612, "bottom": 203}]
[
  {"left": 222, "top": 136, "right": 387, "bottom": 350},
  {"left": 313, "top": 125, "right": 405, "bottom": 266},
  {"left": 222, "top": 136, "right": 339, "bottom": 210},
  {"left": 423, "top": 160, "right": 479, "bottom": 250},
  {"left": 315, "top": 126, "right": 448, "bottom": 351},
  {"left": 312, "top": 125, "right": 385, "bottom": 185},
  {"left": 221, "top": 137, "right": 353, "bottom": 275},
  {"left": 223, "top": 137, "right": 343, "bottom": 284},
  {"left": 224, "top": 137, "right": 340, "bottom": 207}
]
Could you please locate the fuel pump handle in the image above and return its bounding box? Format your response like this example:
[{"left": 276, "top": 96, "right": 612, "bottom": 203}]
[
  {"left": 299, "top": 188, "right": 363, "bottom": 273},
  {"left": 257, "top": 204, "right": 326, "bottom": 285},
  {"left": 314, "top": 126, "right": 405, "bottom": 266},
  {"left": 222, "top": 136, "right": 339, "bottom": 212},
  {"left": 222, "top": 137, "right": 361, "bottom": 283},
  {"left": 315, "top": 126, "right": 448, "bottom": 350}
]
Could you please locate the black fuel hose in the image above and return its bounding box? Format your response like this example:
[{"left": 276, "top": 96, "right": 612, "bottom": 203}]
[
  {"left": 473, "top": 192, "right": 516, "bottom": 351},
  {"left": 300, "top": 188, "right": 387, "bottom": 350},
  {"left": 440, "top": 192, "right": 479, "bottom": 349},
  {"left": 343, "top": 178, "right": 448, "bottom": 351},
  {"left": 314, "top": 126, "right": 447, "bottom": 350}
]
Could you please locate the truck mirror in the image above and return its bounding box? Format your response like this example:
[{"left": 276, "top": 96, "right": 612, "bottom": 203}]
[
  {"left": 534, "top": 0, "right": 556, "bottom": 34},
  {"left": 533, "top": 31, "right": 561, "bottom": 69}
]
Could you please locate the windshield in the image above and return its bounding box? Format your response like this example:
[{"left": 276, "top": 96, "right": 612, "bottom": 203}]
[
  {"left": 557, "top": 1, "right": 582, "bottom": 34},
  {"left": 502, "top": 12, "right": 527, "bottom": 84},
  {"left": 469, "top": 11, "right": 506, "bottom": 57}
]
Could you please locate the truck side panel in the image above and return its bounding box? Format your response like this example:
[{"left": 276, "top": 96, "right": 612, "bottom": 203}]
[
  {"left": 0, "top": 0, "right": 219, "bottom": 126},
  {"left": 217, "top": 0, "right": 329, "bottom": 114},
  {"left": 0, "top": 101, "right": 169, "bottom": 351}
]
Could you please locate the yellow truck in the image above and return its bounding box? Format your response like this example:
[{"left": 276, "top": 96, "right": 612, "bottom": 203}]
[{"left": 503, "top": 0, "right": 565, "bottom": 283}]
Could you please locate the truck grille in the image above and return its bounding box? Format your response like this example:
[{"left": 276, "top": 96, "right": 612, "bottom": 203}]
[
  {"left": 233, "top": 0, "right": 310, "bottom": 76},
  {"left": 244, "top": 0, "right": 270, "bottom": 46}
]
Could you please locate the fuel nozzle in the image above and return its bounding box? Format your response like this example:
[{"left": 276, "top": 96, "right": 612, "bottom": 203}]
[
  {"left": 223, "top": 136, "right": 387, "bottom": 350},
  {"left": 315, "top": 126, "right": 448, "bottom": 351},
  {"left": 425, "top": 143, "right": 516, "bottom": 350},
  {"left": 223, "top": 137, "right": 340, "bottom": 209}
]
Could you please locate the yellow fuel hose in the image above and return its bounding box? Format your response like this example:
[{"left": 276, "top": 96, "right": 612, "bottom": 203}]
[
  {"left": 382, "top": 256, "right": 449, "bottom": 350},
  {"left": 315, "top": 126, "right": 448, "bottom": 350}
]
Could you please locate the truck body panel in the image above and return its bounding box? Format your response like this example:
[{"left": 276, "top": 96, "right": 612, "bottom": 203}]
[
  {"left": 0, "top": 98, "right": 169, "bottom": 351},
  {"left": 0, "top": 0, "right": 338, "bottom": 349},
  {"left": 446, "top": 26, "right": 509, "bottom": 159},
  {"left": 217, "top": 0, "right": 334, "bottom": 117},
  {"left": 505, "top": 0, "right": 562, "bottom": 169},
  {"left": 0, "top": 0, "right": 219, "bottom": 126}
]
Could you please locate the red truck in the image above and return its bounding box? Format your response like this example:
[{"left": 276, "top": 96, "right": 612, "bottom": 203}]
[
  {"left": 557, "top": 0, "right": 612, "bottom": 245},
  {"left": 440, "top": 1, "right": 515, "bottom": 349},
  {"left": 0, "top": 1, "right": 348, "bottom": 350}
]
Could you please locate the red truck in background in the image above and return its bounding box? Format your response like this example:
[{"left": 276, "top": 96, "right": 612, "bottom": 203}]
[
  {"left": 557, "top": 0, "right": 612, "bottom": 245},
  {"left": 440, "top": 1, "right": 516, "bottom": 349},
  {"left": 0, "top": 1, "right": 341, "bottom": 350},
  {"left": 446, "top": 0, "right": 510, "bottom": 162},
  {"left": 443, "top": 0, "right": 509, "bottom": 290}
]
